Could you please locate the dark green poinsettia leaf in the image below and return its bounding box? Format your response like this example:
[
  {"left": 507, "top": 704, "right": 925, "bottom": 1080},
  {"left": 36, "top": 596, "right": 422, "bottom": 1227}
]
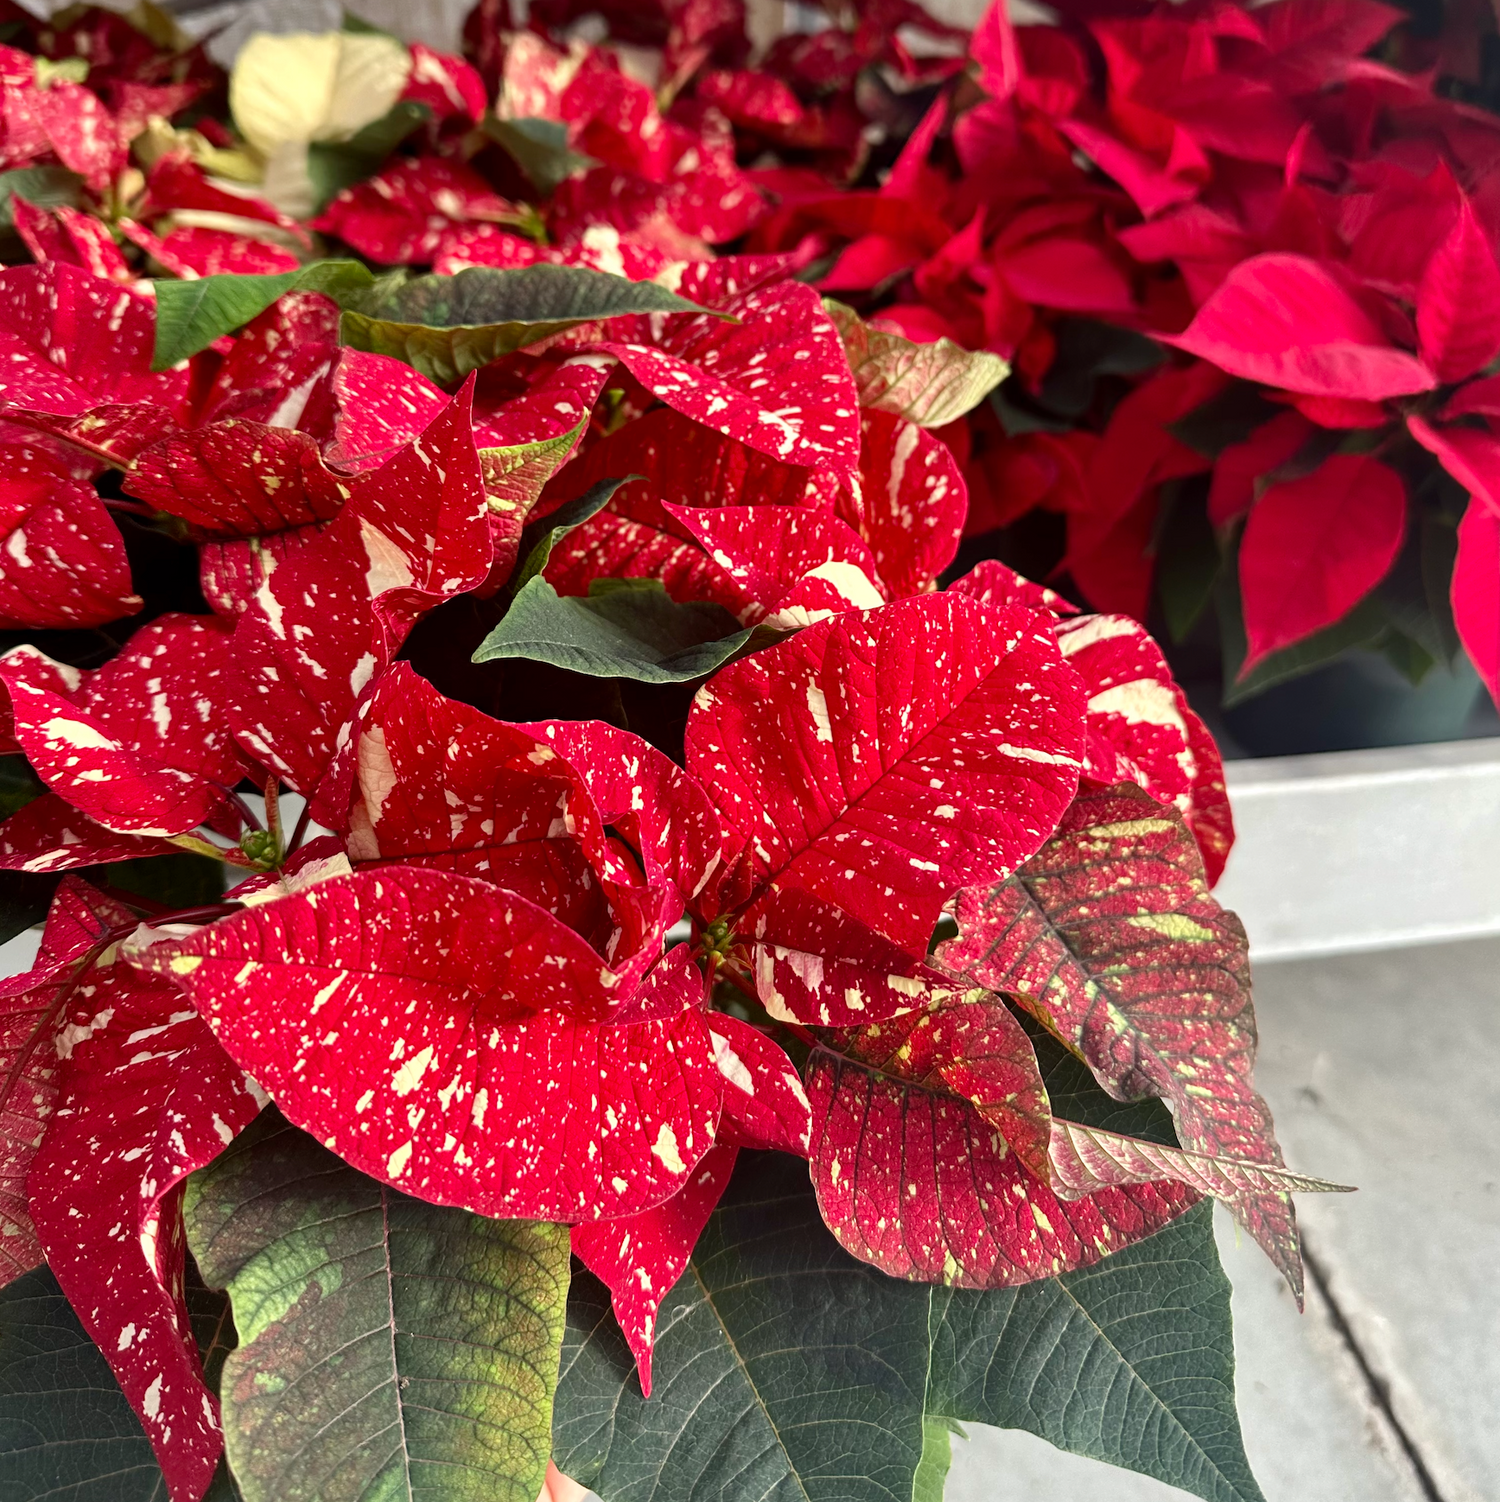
[
  {"left": 184, "top": 1111, "right": 571, "bottom": 1502},
  {"left": 1157, "top": 481, "right": 1221, "bottom": 644},
  {"left": 507, "top": 476, "right": 636, "bottom": 598},
  {"left": 107, "top": 851, "right": 226, "bottom": 910},
  {"left": 0, "top": 1264, "right": 168, "bottom": 1501},
  {"left": 553, "top": 1151, "right": 933, "bottom": 1502},
  {"left": 0, "top": 757, "right": 50, "bottom": 943},
  {"left": 152, "top": 260, "right": 375, "bottom": 369},
  {"left": 1037, "top": 318, "right": 1164, "bottom": 421},
  {"left": 484, "top": 116, "right": 597, "bottom": 193},
  {"left": 555, "top": 1152, "right": 1264, "bottom": 1502},
  {"left": 1021, "top": 1009, "right": 1180, "bottom": 1146},
  {"left": 341, "top": 264, "right": 717, "bottom": 383},
  {"left": 307, "top": 99, "right": 433, "bottom": 212},
  {"left": 0, "top": 755, "right": 42, "bottom": 820},
  {"left": 0, "top": 870, "right": 54, "bottom": 946},
  {"left": 1168, "top": 384, "right": 1281, "bottom": 459},
  {"left": 927, "top": 1202, "right": 1266, "bottom": 1502},
  {"left": 474, "top": 576, "right": 753, "bottom": 682},
  {"left": 0, "top": 165, "right": 84, "bottom": 228}
]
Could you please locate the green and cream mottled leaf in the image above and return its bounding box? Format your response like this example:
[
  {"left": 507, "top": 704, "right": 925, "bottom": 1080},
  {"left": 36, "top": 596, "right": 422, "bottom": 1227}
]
[
  {"left": 824, "top": 299, "right": 1009, "bottom": 426},
  {"left": 185, "top": 1112, "right": 571, "bottom": 1502},
  {"left": 481, "top": 417, "right": 595, "bottom": 523}
]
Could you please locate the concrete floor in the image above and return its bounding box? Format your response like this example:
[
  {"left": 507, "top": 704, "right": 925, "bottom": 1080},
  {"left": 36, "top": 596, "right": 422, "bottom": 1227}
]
[{"left": 949, "top": 936, "right": 1500, "bottom": 1502}]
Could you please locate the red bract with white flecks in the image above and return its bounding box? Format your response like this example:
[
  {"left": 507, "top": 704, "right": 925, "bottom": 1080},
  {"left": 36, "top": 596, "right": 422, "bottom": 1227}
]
[{"left": 0, "top": 79, "right": 1342, "bottom": 1479}]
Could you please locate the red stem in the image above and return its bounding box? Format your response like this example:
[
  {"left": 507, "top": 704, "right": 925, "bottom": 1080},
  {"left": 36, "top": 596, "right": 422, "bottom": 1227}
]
[{"left": 287, "top": 799, "right": 313, "bottom": 854}]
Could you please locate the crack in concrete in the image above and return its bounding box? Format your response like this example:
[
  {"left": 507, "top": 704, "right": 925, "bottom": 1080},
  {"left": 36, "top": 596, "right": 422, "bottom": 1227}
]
[{"left": 1302, "top": 1238, "right": 1448, "bottom": 1502}]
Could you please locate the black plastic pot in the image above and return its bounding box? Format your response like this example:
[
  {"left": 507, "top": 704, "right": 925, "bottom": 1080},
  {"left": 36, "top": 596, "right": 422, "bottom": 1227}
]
[{"left": 1220, "top": 651, "right": 1483, "bottom": 757}]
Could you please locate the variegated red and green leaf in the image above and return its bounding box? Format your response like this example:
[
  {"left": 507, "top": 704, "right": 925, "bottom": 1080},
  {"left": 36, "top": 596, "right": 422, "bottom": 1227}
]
[
  {"left": 939, "top": 782, "right": 1304, "bottom": 1299},
  {"left": 807, "top": 1043, "right": 1197, "bottom": 1287}
]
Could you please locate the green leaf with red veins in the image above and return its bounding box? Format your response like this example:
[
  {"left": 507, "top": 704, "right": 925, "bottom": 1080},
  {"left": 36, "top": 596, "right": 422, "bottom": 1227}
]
[
  {"left": 572, "top": 1142, "right": 738, "bottom": 1397},
  {"left": 28, "top": 960, "right": 265, "bottom": 1501},
  {"left": 125, "top": 420, "right": 350, "bottom": 540},
  {"left": 136, "top": 878, "right": 724, "bottom": 1223},
  {"left": 686, "top": 593, "right": 1086, "bottom": 960},
  {"left": 0, "top": 878, "right": 134, "bottom": 1287},
  {"left": 823, "top": 299, "right": 1010, "bottom": 427},
  {"left": 0, "top": 615, "right": 249, "bottom": 839},
  {"left": 1047, "top": 1120, "right": 1352, "bottom": 1202},
  {"left": 938, "top": 781, "right": 1306, "bottom": 1301},
  {"left": 843, "top": 410, "right": 966, "bottom": 599},
  {"left": 806, "top": 1011, "right": 1197, "bottom": 1287}
]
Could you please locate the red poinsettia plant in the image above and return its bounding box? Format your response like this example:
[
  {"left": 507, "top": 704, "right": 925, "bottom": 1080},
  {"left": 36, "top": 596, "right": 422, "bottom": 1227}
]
[
  {"left": 0, "top": 3, "right": 1381, "bottom": 1500},
  {"left": 0, "top": 225, "right": 1349, "bottom": 1500}
]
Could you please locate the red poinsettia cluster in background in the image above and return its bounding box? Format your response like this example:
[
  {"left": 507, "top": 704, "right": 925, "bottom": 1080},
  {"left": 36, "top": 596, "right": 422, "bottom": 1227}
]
[
  {"left": 736, "top": 0, "right": 1500, "bottom": 701},
  {"left": 5, "top": 0, "right": 1491, "bottom": 713}
]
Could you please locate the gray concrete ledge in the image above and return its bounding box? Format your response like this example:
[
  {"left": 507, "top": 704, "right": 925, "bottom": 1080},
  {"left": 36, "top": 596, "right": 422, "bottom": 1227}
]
[{"left": 1215, "top": 738, "right": 1500, "bottom": 961}]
